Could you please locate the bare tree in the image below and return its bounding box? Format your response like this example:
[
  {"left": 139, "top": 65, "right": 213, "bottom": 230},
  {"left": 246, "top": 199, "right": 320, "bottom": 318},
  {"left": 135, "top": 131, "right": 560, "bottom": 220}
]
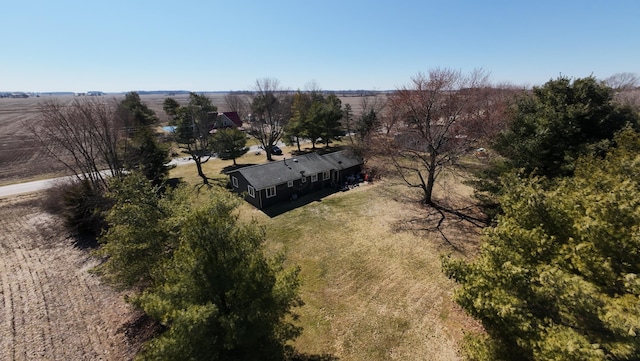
[
  {"left": 345, "top": 94, "right": 388, "bottom": 157},
  {"left": 605, "top": 73, "right": 640, "bottom": 111},
  {"left": 387, "top": 68, "right": 491, "bottom": 206},
  {"left": 249, "top": 78, "right": 292, "bottom": 161},
  {"left": 27, "top": 98, "right": 125, "bottom": 190},
  {"left": 464, "top": 82, "right": 521, "bottom": 144},
  {"left": 605, "top": 72, "right": 639, "bottom": 91},
  {"left": 223, "top": 91, "right": 251, "bottom": 120},
  {"left": 303, "top": 80, "right": 322, "bottom": 93}
]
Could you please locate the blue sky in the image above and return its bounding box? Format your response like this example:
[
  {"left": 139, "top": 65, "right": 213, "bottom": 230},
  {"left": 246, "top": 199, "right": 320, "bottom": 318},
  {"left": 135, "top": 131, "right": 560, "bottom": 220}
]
[{"left": 2, "top": 0, "right": 638, "bottom": 92}]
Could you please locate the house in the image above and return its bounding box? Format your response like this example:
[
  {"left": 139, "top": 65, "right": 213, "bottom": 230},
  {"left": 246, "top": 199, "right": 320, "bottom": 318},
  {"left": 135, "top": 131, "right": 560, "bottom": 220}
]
[
  {"left": 213, "top": 111, "right": 243, "bottom": 130},
  {"left": 228, "top": 150, "right": 364, "bottom": 209}
]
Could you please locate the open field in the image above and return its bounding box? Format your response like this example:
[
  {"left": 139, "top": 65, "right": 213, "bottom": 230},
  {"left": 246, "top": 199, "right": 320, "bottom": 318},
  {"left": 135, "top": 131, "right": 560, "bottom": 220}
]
[
  {"left": 0, "top": 93, "right": 387, "bottom": 186},
  {"left": 0, "top": 159, "right": 482, "bottom": 361},
  {"left": 0, "top": 93, "right": 483, "bottom": 360},
  {"left": 0, "top": 97, "right": 70, "bottom": 185},
  {"left": 0, "top": 193, "right": 145, "bottom": 360},
  {"left": 256, "top": 182, "right": 482, "bottom": 360}
]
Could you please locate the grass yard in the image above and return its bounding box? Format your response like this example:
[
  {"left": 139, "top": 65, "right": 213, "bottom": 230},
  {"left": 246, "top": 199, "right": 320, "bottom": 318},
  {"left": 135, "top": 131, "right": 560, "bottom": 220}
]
[{"left": 169, "top": 151, "right": 483, "bottom": 361}]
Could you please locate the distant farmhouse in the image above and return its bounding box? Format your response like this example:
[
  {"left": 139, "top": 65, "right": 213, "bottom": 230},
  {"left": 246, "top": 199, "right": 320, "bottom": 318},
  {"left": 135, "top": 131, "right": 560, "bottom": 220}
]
[
  {"left": 228, "top": 150, "right": 364, "bottom": 209},
  {"left": 75, "top": 91, "right": 105, "bottom": 96},
  {"left": 212, "top": 112, "right": 243, "bottom": 131}
]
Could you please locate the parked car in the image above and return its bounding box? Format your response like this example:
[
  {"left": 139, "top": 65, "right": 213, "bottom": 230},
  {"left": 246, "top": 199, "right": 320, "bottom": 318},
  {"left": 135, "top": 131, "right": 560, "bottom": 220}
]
[{"left": 271, "top": 145, "right": 283, "bottom": 155}]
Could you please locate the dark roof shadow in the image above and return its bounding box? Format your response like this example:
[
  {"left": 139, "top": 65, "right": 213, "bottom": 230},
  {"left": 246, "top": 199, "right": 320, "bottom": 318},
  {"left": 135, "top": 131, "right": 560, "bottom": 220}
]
[
  {"left": 291, "top": 145, "right": 346, "bottom": 157},
  {"left": 261, "top": 187, "right": 344, "bottom": 218},
  {"left": 221, "top": 163, "right": 258, "bottom": 174}
]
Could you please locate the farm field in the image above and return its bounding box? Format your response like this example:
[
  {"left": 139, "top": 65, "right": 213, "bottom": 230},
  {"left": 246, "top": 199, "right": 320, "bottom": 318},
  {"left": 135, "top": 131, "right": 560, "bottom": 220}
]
[
  {"left": 0, "top": 93, "right": 481, "bottom": 360},
  {"left": 0, "top": 97, "right": 69, "bottom": 185},
  {"left": 0, "top": 193, "right": 145, "bottom": 360},
  {"left": 0, "top": 92, "right": 386, "bottom": 186}
]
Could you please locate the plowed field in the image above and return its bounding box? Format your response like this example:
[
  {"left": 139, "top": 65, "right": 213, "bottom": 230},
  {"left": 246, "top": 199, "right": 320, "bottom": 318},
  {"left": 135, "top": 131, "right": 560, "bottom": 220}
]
[
  {"left": 0, "top": 93, "right": 383, "bottom": 186},
  {"left": 0, "top": 194, "right": 141, "bottom": 360}
]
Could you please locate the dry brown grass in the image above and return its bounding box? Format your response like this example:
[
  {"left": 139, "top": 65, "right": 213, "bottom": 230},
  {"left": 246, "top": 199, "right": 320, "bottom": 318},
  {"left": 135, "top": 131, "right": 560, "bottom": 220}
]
[
  {"left": 166, "top": 148, "right": 485, "bottom": 360},
  {"left": 1, "top": 93, "right": 485, "bottom": 360},
  {"left": 217, "top": 169, "right": 484, "bottom": 360},
  {"left": 166, "top": 142, "right": 487, "bottom": 360}
]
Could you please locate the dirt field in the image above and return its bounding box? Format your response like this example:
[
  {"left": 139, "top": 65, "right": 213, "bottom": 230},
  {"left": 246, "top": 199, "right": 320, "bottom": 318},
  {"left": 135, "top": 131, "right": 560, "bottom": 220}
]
[
  {"left": 0, "top": 97, "right": 67, "bottom": 185},
  {"left": 0, "top": 93, "right": 385, "bottom": 186},
  {"left": 0, "top": 193, "right": 146, "bottom": 360},
  {"left": 2, "top": 88, "right": 635, "bottom": 359},
  {"left": 0, "top": 95, "right": 170, "bottom": 186}
]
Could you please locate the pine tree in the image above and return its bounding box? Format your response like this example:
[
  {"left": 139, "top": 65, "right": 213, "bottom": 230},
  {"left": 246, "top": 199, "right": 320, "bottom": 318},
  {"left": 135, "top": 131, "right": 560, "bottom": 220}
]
[
  {"left": 133, "top": 191, "right": 302, "bottom": 360},
  {"left": 211, "top": 128, "right": 249, "bottom": 166},
  {"left": 444, "top": 128, "right": 640, "bottom": 360}
]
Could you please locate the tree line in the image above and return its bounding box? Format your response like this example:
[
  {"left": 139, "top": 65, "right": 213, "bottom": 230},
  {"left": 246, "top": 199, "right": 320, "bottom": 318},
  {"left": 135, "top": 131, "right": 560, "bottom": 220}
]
[
  {"left": 27, "top": 90, "right": 305, "bottom": 360},
  {"left": 27, "top": 82, "right": 356, "bottom": 360},
  {"left": 95, "top": 175, "right": 302, "bottom": 360},
  {"left": 369, "top": 69, "right": 640, "bottom": 359},
  {"left": 441, "top": 76, "right": 640, "bottom": 360},
  {"left": 27, "top": 70, "right": 640, "bottom": 360}
]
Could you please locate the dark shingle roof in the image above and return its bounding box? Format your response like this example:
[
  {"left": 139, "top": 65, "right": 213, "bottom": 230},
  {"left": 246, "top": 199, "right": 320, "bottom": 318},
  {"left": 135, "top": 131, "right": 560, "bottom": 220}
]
[
  {"left": 222, "top": 112, "right": 243, "bottom": 127},
  {"left": 322, "top": 150, "right": 363, "bottom": 170},
  {"left": 231, "top": 150, "right": 362, "bottom": 190}
]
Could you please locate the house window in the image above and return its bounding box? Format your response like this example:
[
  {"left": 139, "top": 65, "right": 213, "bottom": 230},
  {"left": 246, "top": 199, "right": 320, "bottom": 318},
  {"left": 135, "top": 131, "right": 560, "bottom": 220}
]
[
  {"left": 248, "top": 185, "right": 255, "bottom": 198},
  {"left": 287, "top": 180, "right": 294, "bottom": 188},
  {"left": 301, "top": 176, "right": 306, "bottom": 183},
  {"left": 323, "top": 171, "right": 330, "bottom": 180},
  {"left": 266, "top": 186, "right": 276, "bottom": 198},
  {"left": 311, "top": 174, "right": 318, "bottom": 182},
  {"left": 232, "top": 176, "right": 238, "bottom": 188}
]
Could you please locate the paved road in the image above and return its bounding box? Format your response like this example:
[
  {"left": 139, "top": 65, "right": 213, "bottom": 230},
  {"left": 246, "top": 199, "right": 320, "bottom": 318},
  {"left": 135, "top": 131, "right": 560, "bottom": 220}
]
[
  {"left": 0, "top": 143, "right": 273, "bottom": 198},
  {"left": 0, "top": 178, "right": 60, "bottom": 197},
  {"left": 0, "top": 174, "right": 103, "bottom": 198}
]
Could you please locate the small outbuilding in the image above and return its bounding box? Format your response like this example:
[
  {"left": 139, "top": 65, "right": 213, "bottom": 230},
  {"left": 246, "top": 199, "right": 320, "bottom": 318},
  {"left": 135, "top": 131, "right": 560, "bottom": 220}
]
[{"left": 228, "top": 150, "right": 364, "bottom": 209}]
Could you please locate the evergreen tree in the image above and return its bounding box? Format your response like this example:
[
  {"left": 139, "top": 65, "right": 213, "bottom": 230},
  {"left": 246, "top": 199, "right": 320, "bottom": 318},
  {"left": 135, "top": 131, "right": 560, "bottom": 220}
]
[
  {"left": 126, "top": 126, "right": 172, "bottom": 184},
  {"left": 494, "top": 76, "right": 638, "bottom": 178},
  {"left": 444, "top": 128, "right": 640, "bottom": 360},
  {"left": 472, "top": 76, "right": 639, "bottom": 220},
  {"left": 318, "top": 94, "right": 344, "bottom": 148},
  {"left": 162, "top": 97, "right": 181, "bottom": 125},
  {"left": 134, "top": 192, "right": 303, "bottom": 360},
  {"left": 95, "top": 173, "right": 184, "bottom": 289},
  {"left": 303, "top": 93, "right": 344, "bottom": 149},
  {"left": 118, "top": 92, "right": 171, "bottom": 184},
  {"left": 285, "top": 91, "right": 312, "bottom": 152},
  {"left": 118, "top": 91, "right": 158, "bottom": 127},
  {"left": 211, "top": 128, "right": 249, "bottom": 165}
]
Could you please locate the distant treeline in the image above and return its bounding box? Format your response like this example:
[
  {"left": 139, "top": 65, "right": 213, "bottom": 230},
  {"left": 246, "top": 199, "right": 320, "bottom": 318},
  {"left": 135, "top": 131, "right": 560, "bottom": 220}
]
[
  {"left": 0, "top": 89, "right": 393, "bottom": 98},
  {"left": 0, "top": 92, "right": 32, "bottom": 98}
]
